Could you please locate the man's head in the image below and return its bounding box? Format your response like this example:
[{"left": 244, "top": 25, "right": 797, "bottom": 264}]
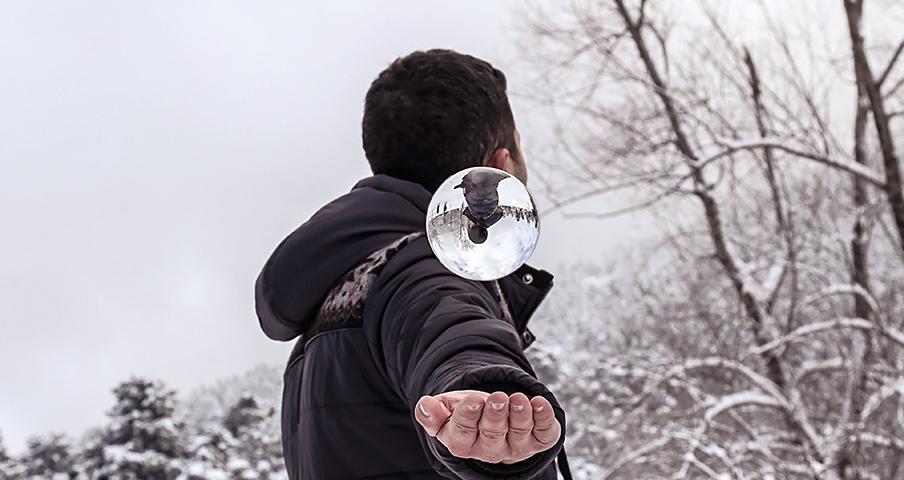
[
  {"left": 454, "top": 169, "right": 508, "bottom": 219},
  {"left": 362, "top": 49, "right": 527, "bottom": 192}
]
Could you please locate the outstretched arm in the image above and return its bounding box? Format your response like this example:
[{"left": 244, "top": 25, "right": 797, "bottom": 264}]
[{"left": 364, "top": 248, "right": 565, "bottom": 480}]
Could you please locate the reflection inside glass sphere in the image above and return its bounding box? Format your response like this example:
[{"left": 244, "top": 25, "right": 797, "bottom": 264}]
[{"left": 426, "top": 167, "right": 540, "bottom": 281}]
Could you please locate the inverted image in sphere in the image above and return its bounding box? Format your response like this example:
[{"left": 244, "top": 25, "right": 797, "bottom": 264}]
[{"left": 426, "top": 167, "right": 540, "bottom": 281}]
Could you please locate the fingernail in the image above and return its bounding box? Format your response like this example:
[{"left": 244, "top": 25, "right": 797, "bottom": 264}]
[
  {"left": 490, "top": 402, "right": 505, "bottom": 410},
  {"left": 467, "top": 403, "right": 481, "bottom": 411},
  {"left": 533, "top": 404, "right": 544, "bottom": 412},
  {"left": 419, "top": 403, "right": 430, "bottom": 418},
  {"left": 511, "top": 404, "right": 525, "bottom": 411}
]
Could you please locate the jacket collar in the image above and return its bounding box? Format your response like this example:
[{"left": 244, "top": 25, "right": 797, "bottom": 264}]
[
  {"left": 498, "top": 264, "right": 554, "bottom": 347},
  {"left": 353, "top": 174, "right": 432, "bottom": 215}
]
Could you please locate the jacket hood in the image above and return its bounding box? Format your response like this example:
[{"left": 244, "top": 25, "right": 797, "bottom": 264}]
[{"left": 255, "top": 174, "right": 432, "bottom": 341}]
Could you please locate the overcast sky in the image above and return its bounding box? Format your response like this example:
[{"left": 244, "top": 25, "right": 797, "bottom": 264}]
[{"left": 0, "top": 0, "right": 661, "bottom": 452}]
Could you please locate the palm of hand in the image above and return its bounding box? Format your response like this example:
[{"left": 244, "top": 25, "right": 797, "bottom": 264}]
[{"left": 414, "top": 389, "right": 561, "bottom": 464}]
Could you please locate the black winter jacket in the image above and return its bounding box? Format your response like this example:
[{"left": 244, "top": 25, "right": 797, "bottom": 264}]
[{"left": 255, "top": 174, "right": 567, "bottom": 479}]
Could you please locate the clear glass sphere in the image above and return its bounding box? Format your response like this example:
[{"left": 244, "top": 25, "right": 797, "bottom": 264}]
[{"left": 426, "top": 166, "right": 540, "bottom": 281}]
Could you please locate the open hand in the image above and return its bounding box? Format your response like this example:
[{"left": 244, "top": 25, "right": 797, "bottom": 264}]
[{"left": 414, "top": 390, "right": 561, "bottom": 464}]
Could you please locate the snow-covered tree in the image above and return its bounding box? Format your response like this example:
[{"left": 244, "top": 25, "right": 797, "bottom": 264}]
[
  {"left": 179, "top": 368, "right": 285, "bottom": 480},
  {"left": 0, "top": 432, "right": 7, "bottom": 464},
  {"left": 0, "top": 430, "right": 23, "bottom": 480},
  {"left": 177, "top": 426, "right": 230, "bottom": 480},
  {"left": 220, "top": 394, "right": 282, "bottom": 480},
  {"left": 18, "top": 433, "right": 76, "bottom": 479},
  {"left": 223, "top": 395, "right": 266, "bottom": 439},
  {"left": 82, "top": 377, "right": 185, "bottom": 480},
  {"left": 181, "top": 365, "right": 282, "bottom": 430},
  {"left": 4, "top": 368, "right": 290, "bottom": 480}
]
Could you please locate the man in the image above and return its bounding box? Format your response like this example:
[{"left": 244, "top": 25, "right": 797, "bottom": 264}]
[
  {"left": 455, "top": 169, "right": 508, "bottom": 244},
  {"left": 255, "top": 49, "right": 568, "bottom": 480}
]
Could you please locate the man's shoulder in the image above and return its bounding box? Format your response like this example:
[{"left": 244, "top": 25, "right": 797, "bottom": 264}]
[
  {"left": 372, "top": 235, "right": 443, "bottom": 291},
  {"left": 373, "top": 234, "right": 482, "bottom": 291},
  {"left": 364, "top": 233, "right": 502, "bottom": 321}
]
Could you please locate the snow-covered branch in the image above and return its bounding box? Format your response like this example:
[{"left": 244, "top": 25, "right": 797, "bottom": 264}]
[
  {"left": 599, "top": 435, "right": 674, "bottom": 480},
  {"left": 797, "top": 358, "right": 847, "bottom": 383},
  {"left": 636, "top": 357, "right": 789, "bottom": 410},
  {"left": 700, "top": 138, "right": 887, "bottom": 188},
  {"left": 745, "top": 318, "right": 872, "bottom": 358},
  {"left": 704, "top": 390, "right": 785, "bottom": 422},
  {"left": 861, "top": 377, "right": 904, "bottom": 421},
  {"left": 734, "top": 255, "right": 786, "bottom": 305},
  {"left": 802, "top": 284, "right": 882, "bottom": 317},
  {"left": 746, "top": 317, "right": 904, "bottom": 358},
  {"left": 856, "top": 432, "right": 904, "bottom": 452}
]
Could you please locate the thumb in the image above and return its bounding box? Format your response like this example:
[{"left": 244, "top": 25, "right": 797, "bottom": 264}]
[{"left": 415, "top": 395, "right": 452, "bottom": 437}]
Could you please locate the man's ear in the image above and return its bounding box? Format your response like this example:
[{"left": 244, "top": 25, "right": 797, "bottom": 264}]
[{"left": 485, "top": 148, "right": 510, "bottom": 172}]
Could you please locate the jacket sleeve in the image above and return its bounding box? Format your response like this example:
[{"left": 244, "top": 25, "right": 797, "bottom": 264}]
[
  {"left": 364, "top": 253, "right": 566, "bottom": 480},
  {"left": 255, "top": 250, "right": 303, "bottom": 341}
]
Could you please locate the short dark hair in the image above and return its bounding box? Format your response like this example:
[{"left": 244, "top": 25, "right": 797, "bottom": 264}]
[{"left": 362, "top": 49, "right": 518, "bottom": 192}]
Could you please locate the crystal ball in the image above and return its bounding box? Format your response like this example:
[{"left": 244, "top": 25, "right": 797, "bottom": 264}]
[{"left": 426, "top": 166, "right": 540, "bottom": 281}]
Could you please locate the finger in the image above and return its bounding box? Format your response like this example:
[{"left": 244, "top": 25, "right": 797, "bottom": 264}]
[
  {"left": 529, "top": 396, "right": 561, "bottom": 449},
  {"left": 415, "top": 395, "right": 452, "bottom": 437},
  {"left": 506, "top": 392, "right": 533, "bottom": 447},
  {"left": 474, "top": 391, "right": 509, "bottom": 463},
  {"left": 434, "top": 390, "right": 489, "bottom": 413},
  {"left": 442, "top": 393, "right": 485, "bottom": 458}
]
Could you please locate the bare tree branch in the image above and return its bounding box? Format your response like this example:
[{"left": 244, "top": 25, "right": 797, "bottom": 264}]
[
  {"left": 703, "top": 138, "right": 887, "bottom": 188},
  {"left": 845, "top": 0, "right": 904, "bottom": 251},
  {"left": 877, "top": 38, "right": 904, "bottom": 87}
]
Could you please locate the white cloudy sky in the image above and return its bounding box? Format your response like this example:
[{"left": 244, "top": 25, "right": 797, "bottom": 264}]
[
  {"left": 2, "top": 0, "right": 896, "bottom": 453},
  {"left": 0, "top": 0, "right": 658, "bottom": 452}
]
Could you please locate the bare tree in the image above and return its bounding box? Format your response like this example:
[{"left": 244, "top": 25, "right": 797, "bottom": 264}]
[{"left": 519, "top": 0, "right": 904, "bottom": 478}]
